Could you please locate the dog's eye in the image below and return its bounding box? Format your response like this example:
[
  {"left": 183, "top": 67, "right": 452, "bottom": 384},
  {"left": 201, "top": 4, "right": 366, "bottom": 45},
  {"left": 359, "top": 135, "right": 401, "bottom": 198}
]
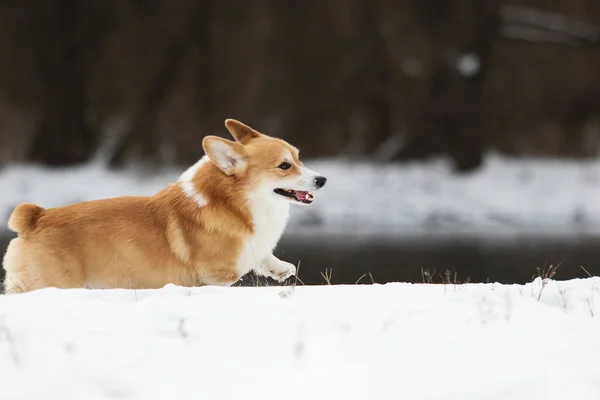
[{"left": 278, "top": 162, "right": 292, "bottom": 170}]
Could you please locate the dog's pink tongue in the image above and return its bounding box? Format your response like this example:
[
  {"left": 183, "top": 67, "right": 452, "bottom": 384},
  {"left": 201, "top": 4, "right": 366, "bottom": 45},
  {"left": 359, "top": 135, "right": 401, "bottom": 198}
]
[{"left": 293, "top": 190, "right": 308, "bottom": 201}]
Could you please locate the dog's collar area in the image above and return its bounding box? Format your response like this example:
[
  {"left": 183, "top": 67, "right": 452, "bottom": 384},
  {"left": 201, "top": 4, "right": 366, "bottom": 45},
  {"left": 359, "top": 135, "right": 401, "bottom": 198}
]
[{"left": 274, "top": 188, "right": 314, "bottom": 204}]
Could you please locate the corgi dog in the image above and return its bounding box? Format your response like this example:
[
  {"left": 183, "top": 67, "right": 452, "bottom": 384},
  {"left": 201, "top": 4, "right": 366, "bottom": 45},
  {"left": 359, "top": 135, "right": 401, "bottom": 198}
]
[{"left": 2, "top": 119, "right": 327, "bottom": 294}]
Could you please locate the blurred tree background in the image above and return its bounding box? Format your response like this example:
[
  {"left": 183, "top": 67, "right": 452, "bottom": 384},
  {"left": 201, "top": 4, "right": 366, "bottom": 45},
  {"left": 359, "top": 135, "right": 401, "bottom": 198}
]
[{"left": 0, "top": 0, "right": 598, "bottom": 172}]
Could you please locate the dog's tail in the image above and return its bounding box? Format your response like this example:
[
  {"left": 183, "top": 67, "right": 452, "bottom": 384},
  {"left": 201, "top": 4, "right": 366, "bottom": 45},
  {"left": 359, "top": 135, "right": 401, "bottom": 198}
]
[{"left": 8, "top": 203, "right": 45, "bottom": 234}]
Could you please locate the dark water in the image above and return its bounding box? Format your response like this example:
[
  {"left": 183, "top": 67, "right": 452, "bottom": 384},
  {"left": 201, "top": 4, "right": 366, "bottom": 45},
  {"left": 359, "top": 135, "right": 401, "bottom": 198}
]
[
  {"left": 274, "top": 233, "right": 600, "bottom": 284},
  {"left": 1, "top": 231, "right": 599, "bottom": 288}
]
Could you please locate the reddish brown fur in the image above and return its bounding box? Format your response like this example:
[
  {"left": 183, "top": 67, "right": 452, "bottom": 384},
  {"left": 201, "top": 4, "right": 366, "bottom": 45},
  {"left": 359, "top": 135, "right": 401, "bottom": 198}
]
[
  {"left": 8, "top": 203, "right": 44, "bottom": 233},
  {"left": 2, "top": 119, "right": 303, "bottom": 294}
]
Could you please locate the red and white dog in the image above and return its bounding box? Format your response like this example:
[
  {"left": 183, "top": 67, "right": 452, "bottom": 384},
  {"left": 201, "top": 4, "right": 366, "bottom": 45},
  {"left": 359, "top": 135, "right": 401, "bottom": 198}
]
[{"left": 2, "top": 119, "right": 327, "bottom": 293}]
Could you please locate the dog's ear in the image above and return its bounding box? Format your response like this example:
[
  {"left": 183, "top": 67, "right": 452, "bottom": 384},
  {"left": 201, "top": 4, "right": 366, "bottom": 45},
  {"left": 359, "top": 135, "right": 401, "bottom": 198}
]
[
  {"left": 202, "top": 136, "right": 248, "bottom": 175},
  {"left": 225, "top": 119, "right": 262, "bottom": 144}
]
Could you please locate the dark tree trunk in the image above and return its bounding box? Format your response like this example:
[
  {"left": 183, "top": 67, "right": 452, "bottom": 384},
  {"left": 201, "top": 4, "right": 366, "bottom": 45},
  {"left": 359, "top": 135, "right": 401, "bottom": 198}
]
[
  {"left": 393, "top": 0, "right": 501, "bottom": 172},
  {"left": 28, "top": 0, "right": 96, "bottom": 166},
  {"left": 108, "top": 0, "right": 209, "bottom": 168}
]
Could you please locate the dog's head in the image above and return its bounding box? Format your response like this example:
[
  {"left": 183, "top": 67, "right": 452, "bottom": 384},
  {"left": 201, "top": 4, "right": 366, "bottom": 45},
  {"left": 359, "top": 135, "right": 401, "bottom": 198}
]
[{"left": 202, "top": 119, "right": 327, "bottom": 205}]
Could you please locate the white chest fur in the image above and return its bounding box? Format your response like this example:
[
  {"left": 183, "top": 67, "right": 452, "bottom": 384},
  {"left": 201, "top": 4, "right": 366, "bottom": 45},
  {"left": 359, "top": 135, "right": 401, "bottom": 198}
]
[{"left": 236, "top": 198, "right": 290, "bottom": 276}]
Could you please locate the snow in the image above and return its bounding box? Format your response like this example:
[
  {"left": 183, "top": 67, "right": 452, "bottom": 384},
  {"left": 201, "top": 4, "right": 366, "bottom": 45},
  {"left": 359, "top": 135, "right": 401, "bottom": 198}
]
[
  {"left": 0, "top": 278, "right": 599, "bottom": 399},
  {"left": 456, "top": 52, "right": 481, "bottom": 77},
  {"left": 2, "top": 153, "right": 600, "bottom": 236}
]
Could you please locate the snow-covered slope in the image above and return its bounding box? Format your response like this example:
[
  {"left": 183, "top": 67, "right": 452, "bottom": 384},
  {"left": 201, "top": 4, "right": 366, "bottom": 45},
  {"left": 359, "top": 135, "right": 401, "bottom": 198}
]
[
  {"left": 2, "top": 153, "right": 600, "bottom": 236},
  {"left": 0, "top": 278, "right": 599, "bottom": 399}
]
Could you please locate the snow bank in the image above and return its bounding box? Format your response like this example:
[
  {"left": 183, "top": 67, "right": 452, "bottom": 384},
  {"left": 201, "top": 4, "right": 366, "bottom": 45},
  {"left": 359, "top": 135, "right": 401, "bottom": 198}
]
[
  {"left": 2, "top": 153, "right": 600, "bottom": 236},
  {"left": 0, "top": 279, "right": 599, "bottom": 399}
]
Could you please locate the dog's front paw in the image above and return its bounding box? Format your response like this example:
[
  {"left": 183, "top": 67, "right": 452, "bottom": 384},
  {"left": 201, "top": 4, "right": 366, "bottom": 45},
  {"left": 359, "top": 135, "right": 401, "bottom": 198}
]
[{"left": 268, "top": 260, "right": 296, "bottom": 282}]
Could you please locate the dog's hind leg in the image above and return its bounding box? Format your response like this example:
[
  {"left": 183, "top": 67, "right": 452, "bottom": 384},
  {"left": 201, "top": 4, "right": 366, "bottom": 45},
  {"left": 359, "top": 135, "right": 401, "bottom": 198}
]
[
  {"left": 3, "top": 238, "right": 82, "bottom": 294},
  {"left": 3, "top": 239, "right": 37, "bottom": 294}
]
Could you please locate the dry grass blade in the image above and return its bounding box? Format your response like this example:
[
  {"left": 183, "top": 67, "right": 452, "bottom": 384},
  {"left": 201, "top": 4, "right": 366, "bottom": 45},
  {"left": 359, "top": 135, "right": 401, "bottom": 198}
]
[
  {"left": 321, "top": 268, "right": 333, "bottom": 285},
  {"left": 534, "top": 263, "right": 560, "bottom": 301},
  {"left": 581, "top": 265, "right": 600, "bottom": 294},
  {"left": 293, "top": 260, "right": 305, "bottom": 286},
  {"left": 355, "top": 273, "right": 367, "bottom": 284},
  {"left": 421, "top": 268, "right": 435, "bottom": 284},
  {"left": 354, "top": 273, "right": 375, "bottom": 285},
  {"left": 587, "top": 297, "right": 595, "bottom": 318}
]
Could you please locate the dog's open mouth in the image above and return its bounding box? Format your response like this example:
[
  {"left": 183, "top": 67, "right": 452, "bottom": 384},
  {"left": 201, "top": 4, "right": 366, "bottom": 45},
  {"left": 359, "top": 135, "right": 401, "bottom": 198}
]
[{"left": 274, "top": 188, "right": 315, "bottom": 204}]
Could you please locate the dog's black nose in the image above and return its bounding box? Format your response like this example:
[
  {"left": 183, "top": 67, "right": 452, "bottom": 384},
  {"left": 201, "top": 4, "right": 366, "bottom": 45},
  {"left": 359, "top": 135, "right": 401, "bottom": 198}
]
[{"left": 315, "top": 176, "right": 327, "bottom": 189}]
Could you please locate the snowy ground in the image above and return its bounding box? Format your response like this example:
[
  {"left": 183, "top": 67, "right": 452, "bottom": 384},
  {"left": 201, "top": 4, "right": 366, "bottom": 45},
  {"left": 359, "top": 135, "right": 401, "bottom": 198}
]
[
  {"left": 2, "top": 153, "right": 600, "bottom": 236},
  {"left": 0, "top": 278, "right": 599, "bottom": 399}
]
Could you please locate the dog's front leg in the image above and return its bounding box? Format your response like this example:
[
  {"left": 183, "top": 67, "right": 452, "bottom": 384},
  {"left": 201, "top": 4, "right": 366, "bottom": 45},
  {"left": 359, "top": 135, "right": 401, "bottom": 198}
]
[{"left": 256, "top": 254, "right": 296, "bottom": 282}]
